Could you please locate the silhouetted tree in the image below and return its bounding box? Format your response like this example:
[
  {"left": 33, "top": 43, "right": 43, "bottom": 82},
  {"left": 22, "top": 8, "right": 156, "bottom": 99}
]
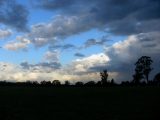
[
  {"left": 100, "top": 69, "right": 108, "bottom": 85},
  {"left": 96, "top": 81, "right": 102, "bottom": 86},
  {"left": 25, "top": 81, "right": 39, "bottom": 86},
  {"left": 153, "top": 73, "right": 160, "bottom": 85},
  {"left": 32, "top": 81, "right": 39, "bottom": 86},
  {"left": 110, "top": 79, "right": 115, "bottom": 85},
  {"left": 121, "top": 81, "right": 130, "bottom": 86},
  {"left": 40, "top": 81, "right": 52, "bottom": 86},
  {"left": 40, "top": 81, "right": 47, "bottom": 85},
  {"left": 133, "top": 70, "right": 143, "bottom": 84},
  {"left": 133, "top": 56, "right": 153, "bottom": 83},
  {"left": 85, "top": 81, "right": 95, "bottom": 86},
  {"left": 64, "top": 80, "right": 70, "bottom": 86},
  {"left": 75, "top": 81, "right": 84, "bottom": 86},
  {"left": 52, "top": 80, "right": 61, "bottom": 86}
]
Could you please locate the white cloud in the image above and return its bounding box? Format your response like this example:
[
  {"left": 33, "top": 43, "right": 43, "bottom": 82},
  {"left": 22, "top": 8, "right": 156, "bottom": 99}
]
[
  {"left": 44, "top": 50, "right": 60, "bottom": 62},
  {"left": 0, "top": 29, "right": 12, "bottom": 39},
  {"left": 3, "top": 36, "right": 30, "bottom": 51},
  {"left": 33, "top": 37, "right": 50, "bottom": 47},
  {"left": 0, "top": 62, "right": 59, "bottom": 82},
  {"left": 64, "top": 53, "right": 110, "bottom": 75}
]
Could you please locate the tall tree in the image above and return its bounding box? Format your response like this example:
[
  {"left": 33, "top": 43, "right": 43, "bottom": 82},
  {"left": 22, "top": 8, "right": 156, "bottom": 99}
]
[
  {"left": 133, "top": 56, "right": 153, "bottom": 83},
  {"left": 100, "top": 69, "right": 108, "bottom": 85}
]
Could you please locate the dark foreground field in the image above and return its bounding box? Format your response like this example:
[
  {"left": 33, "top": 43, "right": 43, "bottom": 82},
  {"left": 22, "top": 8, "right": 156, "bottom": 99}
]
[{"left": 0, "top": 86, "right": 159, "bottom": 120}]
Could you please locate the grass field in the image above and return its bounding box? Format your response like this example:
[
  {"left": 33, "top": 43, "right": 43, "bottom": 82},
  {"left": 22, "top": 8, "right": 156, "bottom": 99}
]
[{"left": 0, "top": 86, "right": 159, "bottom": 120}]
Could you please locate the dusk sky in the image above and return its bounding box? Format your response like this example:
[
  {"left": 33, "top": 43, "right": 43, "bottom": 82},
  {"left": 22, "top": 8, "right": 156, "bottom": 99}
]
[{"left": 0, "top": 0, "right": 160, "bottom": 83}]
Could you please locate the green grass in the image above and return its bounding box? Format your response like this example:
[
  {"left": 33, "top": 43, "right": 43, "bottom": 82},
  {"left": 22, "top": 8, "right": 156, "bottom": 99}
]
[{"left": 0, "top": 86, "right": 159, "bottom": 120}]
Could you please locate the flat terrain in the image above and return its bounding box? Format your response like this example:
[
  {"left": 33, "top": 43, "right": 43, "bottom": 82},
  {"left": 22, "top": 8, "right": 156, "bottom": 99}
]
[{"left": 0, "top": 86, "right": 159, "bottom": 120}]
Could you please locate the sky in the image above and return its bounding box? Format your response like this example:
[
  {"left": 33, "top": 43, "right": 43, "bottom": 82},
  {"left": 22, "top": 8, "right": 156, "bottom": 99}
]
[{"left": 0, "top": 0, "right": 160, "bottom": 83}]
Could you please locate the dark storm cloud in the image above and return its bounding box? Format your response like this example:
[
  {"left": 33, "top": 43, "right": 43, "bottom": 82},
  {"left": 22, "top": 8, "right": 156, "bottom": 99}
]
[
  {"left": 34, "top": 0, "right": 160, "bottom": 35},
  {"left": 0, "top": 0, "right": 28, "bottom": 31}
]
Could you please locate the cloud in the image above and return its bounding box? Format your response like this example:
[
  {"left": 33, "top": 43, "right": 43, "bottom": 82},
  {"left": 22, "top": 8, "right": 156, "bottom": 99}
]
[
  {"left": 33, "top": 0, "right": 89, "bottom": 13},
  {"left": 0, "top": 60, "right": 101, "bottom": 82},
  {"left": 83, "top": 38, "right": 108, "bottom": 48},
  {"left": 44, "top": 50, "right": 60, "bottom": 62},
  {"left": 27, "top": 15, "right": 100, "bottom": 47},
  {"left": 25, "top": 14, "right": 108, "bottom": 48},
  {"left": 49, "top": 44, "right": 76, "bottom": 51},
  {"left": 20, "top": 50, "right": 61, "bottom": 72},
  {"left": 33, "top": 0, "right": 160, "bottom": 35},
  {"left": 3, "top": 36, "right": 30, "bottom": 51},
  {"left": 32, "top": 37, "right": 50, "bottom": 47},
  {"left": 65, "top": 53, "right": 110, "bottom": 75},
  {"left": 0, "top": 29, "right": 12, "bottom": 39},
  {"left": 0, "top": 0, "right": 28, "bottom": 31},
  {"left": 20, "top": 61, "right": 61, "bottom": 73},
  {"left": 0, "top": 62, "right": 60, "bottom": 82},
  {"left": 74, "top": 53, "right": 85, "bottom": 57},
  {"left": 4, "top": 42, "right": 27, "bottom": 51}
]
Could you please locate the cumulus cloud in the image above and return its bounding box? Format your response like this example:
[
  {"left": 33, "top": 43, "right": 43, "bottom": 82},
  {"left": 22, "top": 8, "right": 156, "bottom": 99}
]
[
  {"left": 0, "top": 29, "right": 12, "bottom": 39},
  {"left": 3, "top": 36, "right": 30, "bottom": 51},
  {"left": 4, "top": 42, "right": 27, "bottom": 51},
  {"left": 65, "top": 53, "right": 110, "bottom": 75},
  {"left": 0, "top": 0, "right": 28, "bottom": 31}
]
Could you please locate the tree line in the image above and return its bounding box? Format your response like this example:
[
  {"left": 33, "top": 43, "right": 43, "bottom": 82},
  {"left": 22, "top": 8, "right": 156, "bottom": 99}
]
[{"left": 0, "top": 56, "right": 160, "bottom": 87}]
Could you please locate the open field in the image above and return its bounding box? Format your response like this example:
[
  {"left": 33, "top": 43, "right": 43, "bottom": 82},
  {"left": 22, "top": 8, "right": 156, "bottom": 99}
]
[{"left": 0, "top": 86, "right": 159, "bottom": 120}]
